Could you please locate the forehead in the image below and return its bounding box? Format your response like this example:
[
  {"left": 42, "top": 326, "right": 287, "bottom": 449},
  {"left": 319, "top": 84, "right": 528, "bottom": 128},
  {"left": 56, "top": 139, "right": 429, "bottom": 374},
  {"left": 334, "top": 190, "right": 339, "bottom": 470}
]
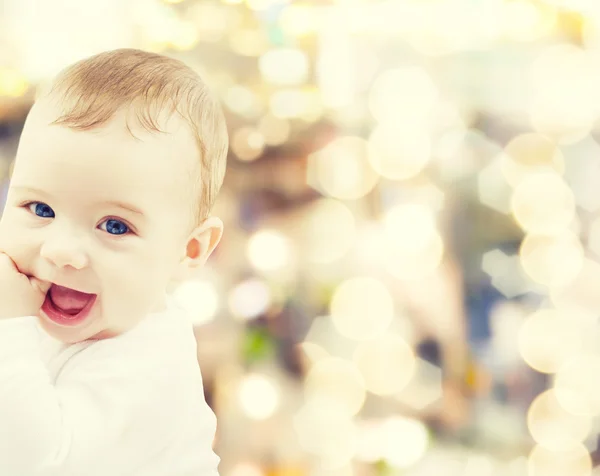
[{"left": 12, "top": 100, "right": 199, "bottom": 205}]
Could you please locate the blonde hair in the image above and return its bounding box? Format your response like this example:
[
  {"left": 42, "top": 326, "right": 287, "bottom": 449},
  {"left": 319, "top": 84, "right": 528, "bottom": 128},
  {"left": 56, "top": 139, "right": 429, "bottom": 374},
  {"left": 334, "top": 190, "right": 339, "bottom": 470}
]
[{"left": 46, "top": 48, "right": 228, "bottom": 222}]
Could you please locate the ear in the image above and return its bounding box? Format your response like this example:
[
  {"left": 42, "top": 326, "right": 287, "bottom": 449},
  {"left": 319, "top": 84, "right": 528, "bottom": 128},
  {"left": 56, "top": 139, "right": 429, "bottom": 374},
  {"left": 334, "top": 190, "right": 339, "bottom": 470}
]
[{"left": 184, "top": 216, "right": 223, "bottom": 268}]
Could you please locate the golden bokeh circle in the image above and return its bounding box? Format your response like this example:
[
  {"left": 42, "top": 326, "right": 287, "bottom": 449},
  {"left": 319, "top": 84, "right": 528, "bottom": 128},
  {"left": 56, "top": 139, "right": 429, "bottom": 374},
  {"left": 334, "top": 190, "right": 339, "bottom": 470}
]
[
  {"left": 554, "top": 355, "right": 600, "bottom": 417},
  {"left": 511, "top": 171, "right": 575, "bottom": 234},
  {"left": 527, "top": 389, "right": 591, "bottom": 451},
  {"left": 500, "top": 133, "right": 564, "bottom": 187},
  {"left": 528, "top": 443, "right": 592, "bottom": 476},
  {"left": 353, "top": 335, "right": 416, "bottom": 396},
  {"left": 330, "top": 277, "right": 394, "bottom": 341},
  {"left": 519, "top": 232, "right": 584, "bottom": 288},
  {"left": 518, "top": 308, "right": 585, "bottom": 374}
]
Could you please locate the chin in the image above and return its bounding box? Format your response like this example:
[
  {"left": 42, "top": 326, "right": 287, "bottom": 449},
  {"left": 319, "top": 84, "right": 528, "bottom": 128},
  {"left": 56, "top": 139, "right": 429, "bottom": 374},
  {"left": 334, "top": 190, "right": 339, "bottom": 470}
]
[
  {"left": 37, "top": 302, "right": 101, "bottom": 344},
  {"left": 36, "top": 317, "right": 93, "bottom": 344}
]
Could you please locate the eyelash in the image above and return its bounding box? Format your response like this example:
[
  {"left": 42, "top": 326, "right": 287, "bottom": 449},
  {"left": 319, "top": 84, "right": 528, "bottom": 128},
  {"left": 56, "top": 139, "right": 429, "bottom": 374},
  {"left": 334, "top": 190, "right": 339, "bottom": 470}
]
[{"left": 21, "top": 201, "right": 136, "bottom": 236}]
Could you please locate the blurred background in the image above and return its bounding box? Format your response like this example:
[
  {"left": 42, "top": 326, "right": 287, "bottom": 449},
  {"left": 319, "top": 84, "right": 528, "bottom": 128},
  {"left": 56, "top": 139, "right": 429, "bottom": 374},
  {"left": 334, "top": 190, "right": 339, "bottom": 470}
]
[{"left": 3, "top": 0, "right": 600, "bottom": 474}]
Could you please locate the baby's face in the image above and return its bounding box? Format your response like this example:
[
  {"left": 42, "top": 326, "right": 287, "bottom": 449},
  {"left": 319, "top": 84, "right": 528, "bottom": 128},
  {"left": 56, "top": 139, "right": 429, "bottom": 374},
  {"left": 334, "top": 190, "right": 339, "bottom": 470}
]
[{"left": 0, "top": 100, "right": 199, "bottom": 343}]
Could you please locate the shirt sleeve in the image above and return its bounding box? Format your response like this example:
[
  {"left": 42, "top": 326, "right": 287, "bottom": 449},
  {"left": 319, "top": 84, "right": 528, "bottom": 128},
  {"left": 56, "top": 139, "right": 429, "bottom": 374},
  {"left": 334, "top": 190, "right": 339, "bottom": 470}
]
[{"left": 0, "top": 315, "right": 218, "bottom": 476}]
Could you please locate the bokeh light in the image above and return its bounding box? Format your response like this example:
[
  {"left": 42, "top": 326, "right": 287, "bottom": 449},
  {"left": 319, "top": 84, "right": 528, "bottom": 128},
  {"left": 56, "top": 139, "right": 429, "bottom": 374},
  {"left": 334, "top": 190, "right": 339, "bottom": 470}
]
[
  {"left": 300, "top": 198, "right": 356, "bottom": 264},
  {"left": 367, "top": 124, "right": 432, "bottom": 180},
  {"left": 257, "top": 114, "right": 291, "bottom": 146},
  {"left": 518, "top": 308, "right": 586, "bottom": 373},
  {"left": 309, "top": 136, "right": 379, "bottom": 200},
  {"left": 501, "top": 1, "right": 557, "bottom": 42},
  {"left": 259, "top": 48, "right": 309, "bottom": 86},
  {"left": 247, "top": 229, "right": 293, "bottom": 272},
  {"left": 304, "top": 357, "right": 366, "bottom": 416},
  {"left": 529, "top": 44, "right": 600, "bottom": 142},
  {"left": 353, "top": 334, "right": 416, "bottom": 396},
  {"left": 477, "top": 155, "right": 513, "bottom": 215},
  {"left": 519, "top": 231, "right": 584, "bottom": 288},
  {"left": 315, "top": 18, "right": 357, "bottom": 110},
  {"left": 187, "top": 3, "right": 238, "bottom": 43},
  {"left": 231, "top": 127, "right": 266, "bottom": 162},
  {"left": 354, "top": 420, "right": 386, "bottom": 464},
  {"left": 395, "top": 357, "right": 443, "bottom": 411},
  {"left": 528, "top": 444, "right": 592, "bottom": 476},
  {"left": 368, "top": 66, "right": 438, "bottom": 127},
  {"left": 169, "top": 21, "right": 199, "bottom": 50},
  {"left": 554, "top": 355, "right": 600, "bottom": 417},
  {"left": 238, "top": 373, "right": 280, "bottom": 420},
  {"left": 224, "top": 86, "right": 263, "bottom": 119},
  {"left": 329, "top": 277, "right": 394, "bottom": 341},
  {"left": 482, "top": 249, "right": 534, "bottom": 298},
  {"left": 278, "top": 4, "right": 320, "bottom": 38},
  {"left": 402, "top": 1, "right": 482, "bottom": 56},
  {"left": 381, "top": 203, "right": 444, "bottom": 280},
  {"left": 463, "top": 455, "right": 496, "bottom": 476},
  {"left": 0, "top": 69, "right": 29, "bottom": 97},
  {"left": 269, "top": 87, "right": 322, "bottom": 120},
  {"left": 293, "top": 399, "right": 357, "bottom": 469},
  {"left": 380, "top": 417, "right": 429, "bottom": 468},
  {"left": 228, "top": 278, "right": 272, "bottom": 321},
  {"left": 510, "top": 171, "right": 576, "bottom": 234},
  {"left": 527, "top": 389, "right": 591, "bottom": 450},
  {"left": 172, "top": 279, "right": 219, "bottom": 326},
  {"left": 550, "top": 258, "right": 600, "bottom": 315},
  {"left": 245, "top": 0, "right": 287, "bottom": 11},
  {"left": 500, "top": 133, "right": 565, "bottom": 188},
  {"left": 229, "top": 28, "right": 269, "bottom": 56}
]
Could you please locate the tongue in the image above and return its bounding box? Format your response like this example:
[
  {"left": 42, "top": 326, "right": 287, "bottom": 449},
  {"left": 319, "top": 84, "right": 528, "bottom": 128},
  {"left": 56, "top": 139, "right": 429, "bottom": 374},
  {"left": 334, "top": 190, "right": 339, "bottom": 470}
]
[{"left": 50, "top": 285, "right": 94, "bottom": 315}]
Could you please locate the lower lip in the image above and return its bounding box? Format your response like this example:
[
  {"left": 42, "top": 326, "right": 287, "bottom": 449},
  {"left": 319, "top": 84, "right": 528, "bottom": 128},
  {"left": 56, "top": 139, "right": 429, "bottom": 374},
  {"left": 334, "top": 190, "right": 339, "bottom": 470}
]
[{"left": 41, "top": 293, "right": 97, "bottom": 327}]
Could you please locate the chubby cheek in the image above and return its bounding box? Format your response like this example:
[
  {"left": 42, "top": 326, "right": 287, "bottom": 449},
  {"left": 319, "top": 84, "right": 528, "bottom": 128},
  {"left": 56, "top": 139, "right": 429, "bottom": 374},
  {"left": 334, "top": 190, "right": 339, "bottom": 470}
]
[
  {"left": 0, "top": 215, "right": 39, "bottom": 275},
  {"left": 100, "top": 252, "right": 176, "bottom": 325}
]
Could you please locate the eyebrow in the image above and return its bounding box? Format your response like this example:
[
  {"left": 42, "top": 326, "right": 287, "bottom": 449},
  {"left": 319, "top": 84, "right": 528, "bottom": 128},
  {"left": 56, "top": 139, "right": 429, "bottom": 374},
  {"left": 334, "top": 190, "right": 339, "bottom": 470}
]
[
  {"left": 11, "top": 186, "right": 50, "bottom": 198},
  {"left": 11, "top": 186, "right": 145, "bottom": 216},
  {"left": 103, "top": 201, "right": 145, "bottom": 216}
]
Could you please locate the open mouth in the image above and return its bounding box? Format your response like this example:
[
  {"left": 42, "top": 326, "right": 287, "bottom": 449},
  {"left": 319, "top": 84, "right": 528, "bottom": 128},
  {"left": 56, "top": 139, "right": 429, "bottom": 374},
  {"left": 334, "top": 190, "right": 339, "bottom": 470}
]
[{"left": 41, "top": 284, "right": 97, "bottom": 327}]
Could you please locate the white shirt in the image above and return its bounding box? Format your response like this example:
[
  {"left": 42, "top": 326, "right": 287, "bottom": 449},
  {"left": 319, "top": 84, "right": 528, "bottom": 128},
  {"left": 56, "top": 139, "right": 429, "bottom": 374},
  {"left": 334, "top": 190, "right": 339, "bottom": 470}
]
[{"left": 0, "top": 301, "right": 220, "bottom": 476}]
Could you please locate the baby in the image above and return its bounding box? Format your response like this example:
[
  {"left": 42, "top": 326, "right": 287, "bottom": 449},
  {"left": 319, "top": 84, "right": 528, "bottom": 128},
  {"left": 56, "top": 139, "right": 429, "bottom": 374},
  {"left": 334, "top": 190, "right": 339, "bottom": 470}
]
[{"left": 0, "top": 49, "right": 228, "bottom": 475}]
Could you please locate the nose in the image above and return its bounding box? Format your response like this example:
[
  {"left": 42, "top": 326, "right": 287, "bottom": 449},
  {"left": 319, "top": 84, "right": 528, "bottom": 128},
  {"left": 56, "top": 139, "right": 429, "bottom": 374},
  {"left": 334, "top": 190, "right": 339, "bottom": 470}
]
[{"left": 40, "top": 230, "right": 89, "bottom": 271}]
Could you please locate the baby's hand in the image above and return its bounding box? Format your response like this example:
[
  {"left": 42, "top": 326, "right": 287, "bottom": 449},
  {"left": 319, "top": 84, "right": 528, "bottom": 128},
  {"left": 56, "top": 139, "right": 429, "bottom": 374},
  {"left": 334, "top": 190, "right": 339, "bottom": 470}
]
[{"left": 0, "top": 253, "right": 49, "bottom": 319}]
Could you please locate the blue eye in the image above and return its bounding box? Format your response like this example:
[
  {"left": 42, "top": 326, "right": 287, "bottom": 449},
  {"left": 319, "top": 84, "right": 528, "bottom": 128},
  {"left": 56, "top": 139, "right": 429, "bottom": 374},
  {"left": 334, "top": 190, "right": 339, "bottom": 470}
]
[
  {"left": 28, "top": 202, "right": 55, "bottom": 218},
  {"left": 100, "top": 219, "right": 129, "bottom": 236}
]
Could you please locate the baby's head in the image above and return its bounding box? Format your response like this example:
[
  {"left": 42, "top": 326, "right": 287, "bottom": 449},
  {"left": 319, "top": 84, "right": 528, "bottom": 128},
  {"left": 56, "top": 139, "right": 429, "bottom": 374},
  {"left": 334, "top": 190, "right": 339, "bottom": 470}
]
[{"left": 0, "top": 49, "right": 228, "bottom": 343}]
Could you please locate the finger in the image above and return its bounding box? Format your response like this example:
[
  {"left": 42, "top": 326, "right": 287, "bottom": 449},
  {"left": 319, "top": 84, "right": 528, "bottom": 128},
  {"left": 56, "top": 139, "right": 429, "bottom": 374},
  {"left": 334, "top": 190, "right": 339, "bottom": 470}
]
[
  {"left": 0, "top": 252, "right": 18, "bottom": 271},
  {"left": 30, "top": 277, "right": 51, "bottom": 295}
]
